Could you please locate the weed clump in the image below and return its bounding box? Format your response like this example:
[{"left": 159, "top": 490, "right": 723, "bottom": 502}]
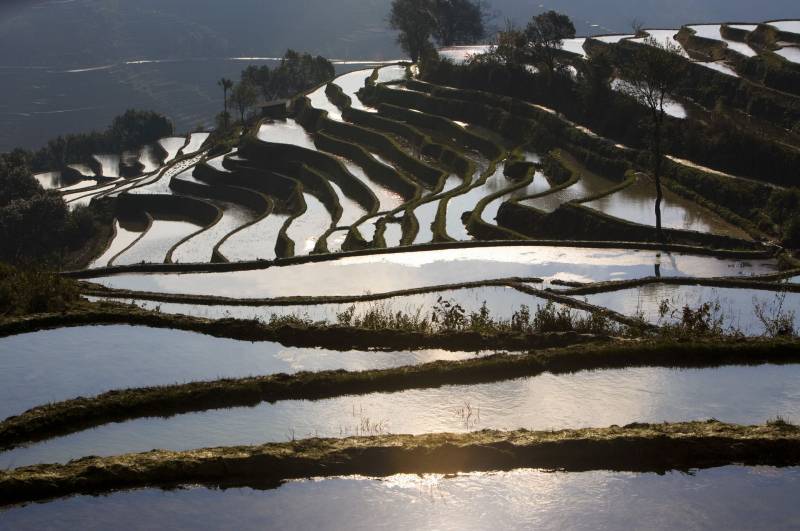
[
  {"left": 333, "top": 297, "right": 623, "bottom": 336},
  {"left": 0, "top": 263, "right": 79, "bottom": 318}
]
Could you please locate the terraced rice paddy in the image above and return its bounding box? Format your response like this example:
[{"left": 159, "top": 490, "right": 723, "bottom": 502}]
[
  {"left": 93, "top": 154, "right": 120, "bottom": 178},
  {"left": 4, "top": 467, "right": 796, "bottom": 530},
  {"left": 57, "top": 179, "right": 99, "bottom": 192},
  {"left": 629, "top": 29, "right": 689, "bottom": 57},
  {"left": 776, "top": 46, "right": 800, "bottom": 64},
  {"left": 482, "top": 170, "right": 550, "bottom": 225},
  {"left": 307, "top": 85, "right": 342, "bottom": 121},
  {"left": 33, "top": 171, "right": 64, "bottom": 189},
  {"left": 329, "top": 180, "right": 366, "bottom": 227},
  {"left": 258, "top": 119, "right": 316, "bottom": 149},
  {"left": 0, "top": 325, "right": 487, "bottom": 421},
  {"left": 521, "top": 171, "right": 616, "bottom": 212},
  {"left": 2, "top": 364, "right": 796, "bottom": 468},
  {"left": 112, "top": 220, "right": 201, "bottom": 265},
  {"left": 335, "top": 69, "right": 378, "bottom": 111},
  {"left": 158, "top": 136, "right": 186, "bottom": 163},
  {"left": 582, "top": 175, "right": 750, "bottom": 238},
  {"left": 285, "top": 193, "right": 333, "bottom": 254},
  {"left": 137, "top": 144, "right": 163, "bottom": 173},
  {"left": 217, "top": 211, "right": 289, "bottom": 261},
  {"left": 611, "top": 79, "right": 688, "bottom": 119},
  {"left": 88, "top": 285, "right": 555, "bottom": 324},
  {"left": 413, "top": 175, "right": 461, "bottom": 244},
  {"left": 171, "top": 201, "right": 256, "bottom": 263},
  {"left": 768, "top": 20, "right": 800, "bottom": 34},
  {"left": 89, "top": 220, "right": 144, "bottom": 268},
  {"left": 180, "top": 132, "right": 210, "bottom": 155},
  {"left": 7, "top": 34, "right": 800, "bottom": 520},
  {"left": 91, "top": 246, "right": 776, "bottom": 298},
  {"left": 583, "top": 284, "right": 800, "bottom": 336},
  {"left": 688, "top": 24, "right": 758, "bottom": 57}
]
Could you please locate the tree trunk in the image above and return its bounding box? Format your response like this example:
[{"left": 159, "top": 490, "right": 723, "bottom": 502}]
[
  {"left": 223, "top": 89, "right": 228, "bottom": 115},
  {"left": 652, "top": 114, "right": 665, "bottom": 244}
]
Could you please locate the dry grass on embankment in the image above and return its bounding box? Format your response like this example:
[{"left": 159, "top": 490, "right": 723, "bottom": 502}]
[{"left": 1, "top": 421, "right": 798, "bottom": 507}]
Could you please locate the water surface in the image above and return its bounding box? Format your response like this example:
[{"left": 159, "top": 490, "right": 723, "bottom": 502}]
[
  {"left": 88, "top": 286, "right": 549, "bottom": 325},
  {"left": 91, "top": 221, "right": 144, "bottom": 268},
  {"left": 3, "top": 364, "right": 797, "bottom": 468},
  {"left": 483, "top": 170, "right": 551, "bottom": 225},
  {"left": 92, "top": 246, "right": 777, "bottom": 298},
  {"left": 0, "top": 324, "right": 486, "bottom": 421},
  {"left": 113, "top": 220, "right": 201, "bottom": 265},
  {"left": 171, "top": 200, "right": 255, "bottom": 263},
  {"left": 93, "top": 154, "right": 120, "bottom": 178},
  {"left": 3, "top": 467, "right": 795, "bottom": 531},
  {"left": 521, "top": 170, "right": 616, "bottom": 212},
  {"left": 285, "top": 193, "right": 333, "bottom": 255},
  {"left": 218, "top": 211, "right": 288, "bottom": 262},
  {"left": 413, "top": 175, "right": 461, "bottom": 244},
  {"left": 257, "top": 119, "right": 316, "bottom": 149},
  {"left": 776, "top": 46, "right": 800, "bottom": 64},
  {"left": 179, "top": 132, "right": 210, "bottom": 155},
  {"left": 583, "top": 284, "right": 800, "bottom": 336},
  {"left": 688, "top": 24, "right": 757, "bottom": 56},
  {"left": 158, "top": 137, "right": 186, "bottom": 163},
  {"left": 583, "top": 175, "right": 750, "bottom": 239},
  {"left": 329, "top": 180, "right": 366, "bottom": 227}
]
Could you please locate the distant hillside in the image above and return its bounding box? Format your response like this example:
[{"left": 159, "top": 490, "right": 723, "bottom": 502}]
[{"left": 1, "top": 0, "right": 799, "bottom": 67}]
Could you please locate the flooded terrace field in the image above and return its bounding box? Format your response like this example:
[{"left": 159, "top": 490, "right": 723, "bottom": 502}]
[
  {"left": 2, "top": 363, "right": 797, "bottom": 468},
  {"left": 90, "top": 245, "right": 777, "bottom": 298},
  {"left": 3, "top": 467, "right": 797, "bottom": 530},
  {"left": 0, "top": 325, "right": 487, "bottom": 421}
]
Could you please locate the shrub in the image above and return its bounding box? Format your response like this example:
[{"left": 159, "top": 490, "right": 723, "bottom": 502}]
[{"left": 0, "top": 263, "right": 79, "bottom": 317}]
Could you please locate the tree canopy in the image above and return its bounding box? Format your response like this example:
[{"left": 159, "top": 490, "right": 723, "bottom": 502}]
[
  {"left": 525, "top": 10, "right": 577, "bottom": 75},
  {"left": 389, "top": 0, "right": 489, "bottom": 61},
  {"left": 29, "top": 110, "right": 173, "bottom": 172},
  {"left": 430, "top": 0, "right": 488, "bottom": 46},
  {"left": 241, "top": 50, "right": 335, "bottom": 102}
]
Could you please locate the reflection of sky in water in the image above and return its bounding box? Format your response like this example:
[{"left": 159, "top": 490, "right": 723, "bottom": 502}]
[
  {"left": 93, "top": 246, "right": 777, "bottom": 297},
  {"left": 584, "top": 176, "right": 750, "bottom": 239},
  {"left": 3, "top": 364, "right": 798, "bottom": 468},
  {"left": 0, "top": 324, "right": 484, "bottom": 421},
  {"left": 285, "top": 193, "right": 332, "bottom": 255},
  {"left": 113, "top": 220, "right": 200, "bottom": 265},
  {"left": 4, "top": 467, "right": 799, "bottom": 530},
  {"left": 584, "top": 284, "right": 800, "bottom": 336},
  {"left": 88, "top": 286, "right": 557, "bottom": 324}
]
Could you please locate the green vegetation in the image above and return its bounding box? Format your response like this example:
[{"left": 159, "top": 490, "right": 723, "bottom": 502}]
[
  {"left": 241, "top": 50, "right": 335, "bottom": 102},
  {"left": 0, "top": 151, "right": 113, "bottom": 267},
  {"left": 0, "top": 264, "right": 79, "bottom": 317},
  {"left": 389, "top": 0, "right": 488, "bottom": 62},
  {"left": 31, "top": 110, "right": 172, "bottom": 173},
  {"left": 334, "top": 297, "right": 623, "bottom": 336},
  {"left": 525, "top": 10, "right": 577, "bottom": 77}
]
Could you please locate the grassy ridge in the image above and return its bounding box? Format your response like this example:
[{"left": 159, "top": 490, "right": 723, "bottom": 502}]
[{"left": 2, "top": 421, "right": 798, "bottom": 507}]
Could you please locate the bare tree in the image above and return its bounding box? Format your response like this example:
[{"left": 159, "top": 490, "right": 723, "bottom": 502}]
[{"left": 618, "top": 37, "right": 684, "bottom": 242}]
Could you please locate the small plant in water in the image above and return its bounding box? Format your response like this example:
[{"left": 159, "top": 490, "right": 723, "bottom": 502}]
[
  {"left": 657, "top": 297, "right": 727, "bottom": 337},
  {"left": 753, "top": 290, "right": 796, "bottom": 338},
  {"left": 453, "top": 400, "right": 481, "bottom": 430}
]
